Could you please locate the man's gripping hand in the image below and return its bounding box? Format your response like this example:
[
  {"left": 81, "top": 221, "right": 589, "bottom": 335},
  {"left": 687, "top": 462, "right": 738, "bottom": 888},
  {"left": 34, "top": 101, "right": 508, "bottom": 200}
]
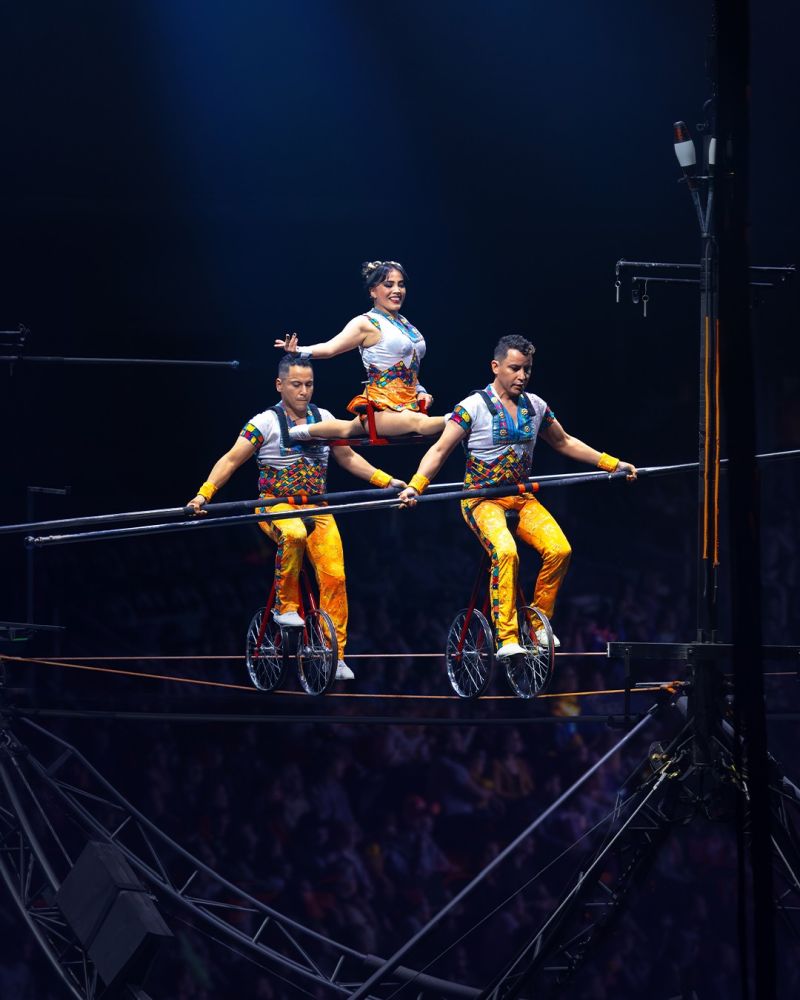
[
  {"left": 187, "top": 495, "right": 208, "bottom": 516},
  {"left": 398, "top": 486, "right": 420, "bottom": 508}
]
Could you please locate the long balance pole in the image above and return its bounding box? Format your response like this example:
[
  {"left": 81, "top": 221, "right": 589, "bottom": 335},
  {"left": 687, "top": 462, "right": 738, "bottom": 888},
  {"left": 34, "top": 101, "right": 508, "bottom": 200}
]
[
  {"left": 25, "top": 472, "right": 630, "bottom": 548},
  {"left": 5, "top": 450, "right": 797, "bottom": 539}
]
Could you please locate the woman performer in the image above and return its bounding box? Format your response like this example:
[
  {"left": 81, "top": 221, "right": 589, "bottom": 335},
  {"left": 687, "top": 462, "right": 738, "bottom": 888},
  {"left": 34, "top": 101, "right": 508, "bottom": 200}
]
[{"left": 273, "top": 261, "right": 446, "bottom": 441}]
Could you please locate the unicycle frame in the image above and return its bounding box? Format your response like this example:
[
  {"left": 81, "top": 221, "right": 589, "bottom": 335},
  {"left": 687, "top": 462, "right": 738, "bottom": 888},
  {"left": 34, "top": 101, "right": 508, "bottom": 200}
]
[
  {"left": 447, "top": 521, "right": 555, "bottom": 699},
  {"left": 248, "top": 543, "right": 338, "bottom": 695},
  {"left": 254, "top": 564, "right": 321, "bottom": 651},
  {"left": 453, "top": 549, "right": 533, "bottom": 654}
]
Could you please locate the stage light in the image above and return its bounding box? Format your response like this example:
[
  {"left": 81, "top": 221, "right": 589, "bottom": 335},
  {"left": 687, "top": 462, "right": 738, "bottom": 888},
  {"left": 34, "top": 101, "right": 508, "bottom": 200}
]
[{"left": 673, "top": 120, "right": 697, "bottom": 190}]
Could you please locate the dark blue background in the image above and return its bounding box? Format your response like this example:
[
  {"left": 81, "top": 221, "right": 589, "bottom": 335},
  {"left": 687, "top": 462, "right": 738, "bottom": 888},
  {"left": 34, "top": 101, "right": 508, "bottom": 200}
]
[{"left": 1, "top": 2, "right": 796, "bottom": 520}]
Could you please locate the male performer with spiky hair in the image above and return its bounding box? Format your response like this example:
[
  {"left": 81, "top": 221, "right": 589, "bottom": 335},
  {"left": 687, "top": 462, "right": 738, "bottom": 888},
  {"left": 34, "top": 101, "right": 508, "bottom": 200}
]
[
  {"left": 188, "top": 354, "right": 404, "bottom": 681},
  {"left": 399, "top": 335, "right": 636, "bottom": 657}
]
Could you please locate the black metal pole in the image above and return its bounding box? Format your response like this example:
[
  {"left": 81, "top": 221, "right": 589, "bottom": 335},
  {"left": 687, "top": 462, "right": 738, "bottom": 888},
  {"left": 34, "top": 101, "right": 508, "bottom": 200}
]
[
  {"left": 14, "top": 708, "right": 645, "bottom": 728},
  {"left": 4, "top": 450, "right": 798, "bottom": 538},
  {"left": 25, "top": 471, "right": 629, "bottom": 548},
  {"left": 1, "top": 486, "right": 401, "bottom": 537},
  {"left": 696, "top": 145, "right": 720, "bottom": 644},
  {"left": 716, "top": 0, "right": 775, "bottom": 995},
  {"left": 0, "top": 467, "right": 662, "bottom": 540},
  {"left": 615, "top": 260, "right": 794, "bottom": 274},
  {"left": 0, "top": 355, "right": 240, "bottom": 369}
]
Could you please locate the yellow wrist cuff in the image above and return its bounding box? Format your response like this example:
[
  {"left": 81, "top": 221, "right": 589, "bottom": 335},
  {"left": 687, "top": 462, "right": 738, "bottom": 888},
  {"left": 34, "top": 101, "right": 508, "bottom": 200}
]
[
  {"left": 370, "top": 469, "right": 393, "bottom": 488},
  {"left": 597, "top": 452, "right": 620, "bottom": 473},
  {"left": 197, "top": 481, "right": 218, "bottom": 500},
  {"left": 409, "top": 473, "right": 430, "bottom": 494}
]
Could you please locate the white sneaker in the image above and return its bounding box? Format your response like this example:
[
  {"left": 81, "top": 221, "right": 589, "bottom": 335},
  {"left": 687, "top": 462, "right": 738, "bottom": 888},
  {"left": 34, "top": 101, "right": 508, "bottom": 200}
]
[
  {"left": 496, "top": 642, "right": 526, "bottom": 659},
  {"left": 272, "top": 609, "right": 304, "bottom": 628},
  {"left": 335, "top": 660, "right": 355, "bottom": 680},
  {"left": 535, "top": 628, "right": 560, "bottom": 649},
  {"left": 288, "top": 424, "right": 312, "bottom": 441}
]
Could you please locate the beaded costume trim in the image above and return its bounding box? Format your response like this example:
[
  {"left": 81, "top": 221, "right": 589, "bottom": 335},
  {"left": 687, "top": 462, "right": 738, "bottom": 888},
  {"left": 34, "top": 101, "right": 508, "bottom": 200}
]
[
  {"left": 366, "top": 356, "right": 420, "bottom": 388},
  {"left": 464, "top": 449, "right": 530, "bottom": 488},
  {"left": 258, "top": 459, "right": 326, "bottom": 498}
]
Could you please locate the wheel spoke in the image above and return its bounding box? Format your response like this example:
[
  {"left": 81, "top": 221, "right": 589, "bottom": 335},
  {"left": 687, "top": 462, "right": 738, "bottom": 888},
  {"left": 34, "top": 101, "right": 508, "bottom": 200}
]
[{"left": 461, "top": 651, "right": 482, "bottom": 692}]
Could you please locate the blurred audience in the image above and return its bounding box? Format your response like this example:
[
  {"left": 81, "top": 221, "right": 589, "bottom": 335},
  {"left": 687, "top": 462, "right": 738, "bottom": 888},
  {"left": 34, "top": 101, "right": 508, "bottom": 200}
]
[{"left": 2, "top": 469, "right": 797, "bottom": 997}]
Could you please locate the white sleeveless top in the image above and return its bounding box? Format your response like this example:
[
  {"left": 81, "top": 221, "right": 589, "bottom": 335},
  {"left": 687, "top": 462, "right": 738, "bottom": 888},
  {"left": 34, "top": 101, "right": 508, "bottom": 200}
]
[
  {"left": 451, "top": 387, "right": 554, "bottom": 465},
  {"left": 359, "top": 309, "right": 427, "bottom": 374}
]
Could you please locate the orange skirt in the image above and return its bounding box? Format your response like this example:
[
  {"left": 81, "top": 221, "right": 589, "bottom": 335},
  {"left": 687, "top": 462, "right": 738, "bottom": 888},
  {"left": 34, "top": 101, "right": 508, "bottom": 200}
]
[{"left": 347, "top": 378, "right": 420, "bottom": 415}]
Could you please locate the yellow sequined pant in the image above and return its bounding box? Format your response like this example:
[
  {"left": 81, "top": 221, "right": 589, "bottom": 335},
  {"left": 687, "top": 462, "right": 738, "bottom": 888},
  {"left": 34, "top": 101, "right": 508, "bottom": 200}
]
[
  {"left": 461, "top": 494, "right": 571, "bottom": 648},
  {"left": 258, "top": 502, "right": 348, "bottom": 655}
]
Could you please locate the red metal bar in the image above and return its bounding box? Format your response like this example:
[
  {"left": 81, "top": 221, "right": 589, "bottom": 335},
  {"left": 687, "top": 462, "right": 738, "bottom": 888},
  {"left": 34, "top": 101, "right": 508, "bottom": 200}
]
[
  {"left": 255, "top": 577, "right": 278, "bottom": 648},
  {"left": 455, "top": 552, "right": 490, "bottom": 655}
]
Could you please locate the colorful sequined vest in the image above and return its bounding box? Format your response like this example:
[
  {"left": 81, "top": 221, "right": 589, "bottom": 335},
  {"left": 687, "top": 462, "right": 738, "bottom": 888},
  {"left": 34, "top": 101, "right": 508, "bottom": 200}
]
[
  {"left": 463, "top": 389, "right": 536, "bottom": 488},
  {"left": 257, "top": 404, "right": 328, "bottom": 497}
]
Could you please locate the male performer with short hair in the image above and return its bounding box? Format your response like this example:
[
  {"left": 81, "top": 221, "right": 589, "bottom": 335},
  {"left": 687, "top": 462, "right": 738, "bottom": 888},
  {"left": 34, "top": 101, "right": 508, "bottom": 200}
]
[
  {"left": 399, "top": 335, "right": 636, "bottom": 656},
  {"left": 188, "top": 354, "right": 404, "bottom": 680}
]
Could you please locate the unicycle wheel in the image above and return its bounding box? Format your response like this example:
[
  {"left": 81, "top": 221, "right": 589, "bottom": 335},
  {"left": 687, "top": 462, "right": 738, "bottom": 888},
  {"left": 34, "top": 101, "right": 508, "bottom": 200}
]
[
  {"left": 504, "top": 605, "right": 555, "bottom": 699},
  {"left": 245, "top": 608, "right": 288, "bottom": 692},
  {"left": 296, "top": 608, "right": 338, "bottom": 695},
  {"left": 445, "top": 608, "right": 494, "bottom": 698}
]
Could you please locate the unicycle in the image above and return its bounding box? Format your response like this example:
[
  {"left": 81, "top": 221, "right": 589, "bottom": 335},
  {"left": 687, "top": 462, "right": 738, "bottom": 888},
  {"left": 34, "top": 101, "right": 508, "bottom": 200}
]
[
  {"left": 445, "top": 512, "right": 555, "bottom": 700},
  {"left": 246, "top": 560, "right": 337, "bottom": 696}
]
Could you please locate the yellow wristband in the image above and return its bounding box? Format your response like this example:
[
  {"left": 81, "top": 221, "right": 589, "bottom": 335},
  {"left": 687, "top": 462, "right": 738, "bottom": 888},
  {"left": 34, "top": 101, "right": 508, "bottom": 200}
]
[
  {"left": 197, "top": 481, "right": 218, "bottom": 501},
  {"left": 409, "top": 473, "right": 430, "bottom": 495},
  {"left": 370, "top": 469, "right": 393, "bottom": 488},
  {"left": 597, "top": 452, "right": 620, "bottom": 473}
]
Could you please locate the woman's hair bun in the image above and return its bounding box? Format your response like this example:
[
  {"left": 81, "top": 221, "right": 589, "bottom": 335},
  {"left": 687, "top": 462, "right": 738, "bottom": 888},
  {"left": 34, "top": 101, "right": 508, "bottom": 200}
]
[{"left": 361, "top": 260, "right": 407, "bottom": 291}]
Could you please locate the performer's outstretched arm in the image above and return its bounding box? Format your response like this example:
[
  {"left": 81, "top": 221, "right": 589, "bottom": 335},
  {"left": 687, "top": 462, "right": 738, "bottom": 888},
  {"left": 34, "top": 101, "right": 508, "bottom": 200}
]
[
  {"left": 331, "top": 446, "right": 405, "bottom": 489},
  {"left": 273, "top": 317, "right": 377, "bottom": 360},
  {"left": 540, "top": 419, "right": 637, "bottom": 479},
  {"left": 398, "top": 421, "right": 467, "bottom": 506},
  {"left": 187, "top": 437, "right": 256, "bottom": 513}
]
